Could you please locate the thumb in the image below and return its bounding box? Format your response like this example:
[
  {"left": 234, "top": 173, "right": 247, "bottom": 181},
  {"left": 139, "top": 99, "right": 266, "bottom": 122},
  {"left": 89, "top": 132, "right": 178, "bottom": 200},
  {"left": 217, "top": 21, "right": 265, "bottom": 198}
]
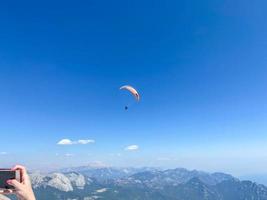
[{"left": 7, "top": 180, "right": 22, "bottom": 190}]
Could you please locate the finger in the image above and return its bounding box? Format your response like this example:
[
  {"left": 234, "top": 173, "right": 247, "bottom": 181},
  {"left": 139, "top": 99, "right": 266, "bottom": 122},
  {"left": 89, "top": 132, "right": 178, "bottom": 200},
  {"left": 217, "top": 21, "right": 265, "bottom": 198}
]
[
  {"left": 3, "top": 189, "right": 13, "bottom": 194},
  {"left": 12, "top": 165, "right": 27, "bottom": 174},
  {"left": 6, "top": 180, "right": 22, "bottom": 190},
  {"left": 12, "top": 165, "right": 29, "bottom": 183}
]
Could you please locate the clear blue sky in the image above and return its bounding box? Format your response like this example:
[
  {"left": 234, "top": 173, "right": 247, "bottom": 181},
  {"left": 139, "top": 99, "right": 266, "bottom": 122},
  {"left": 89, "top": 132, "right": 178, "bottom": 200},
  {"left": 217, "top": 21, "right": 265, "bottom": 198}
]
[{"left": 0, "top": 0, "right": 266, "bottom": 175}]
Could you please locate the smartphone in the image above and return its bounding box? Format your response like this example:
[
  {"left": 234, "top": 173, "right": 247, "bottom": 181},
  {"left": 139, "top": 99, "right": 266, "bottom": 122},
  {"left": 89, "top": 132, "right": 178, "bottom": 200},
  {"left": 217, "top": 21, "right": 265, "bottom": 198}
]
[{"left": 0, "top": 169, "right": 21, "bottom": 190}]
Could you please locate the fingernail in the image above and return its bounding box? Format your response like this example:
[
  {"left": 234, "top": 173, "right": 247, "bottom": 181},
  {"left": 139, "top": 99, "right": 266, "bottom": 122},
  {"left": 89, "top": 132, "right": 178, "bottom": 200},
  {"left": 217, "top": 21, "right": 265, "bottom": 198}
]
[{"left": 6, "top": 180, "right": 11, "bottom": 184}]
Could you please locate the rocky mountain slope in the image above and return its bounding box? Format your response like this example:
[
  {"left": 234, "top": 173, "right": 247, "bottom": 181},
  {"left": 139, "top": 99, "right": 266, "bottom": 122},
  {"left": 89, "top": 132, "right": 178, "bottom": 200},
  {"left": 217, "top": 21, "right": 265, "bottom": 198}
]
[{"left": 6, "top": 167, "right": 267, "bottom": 200}]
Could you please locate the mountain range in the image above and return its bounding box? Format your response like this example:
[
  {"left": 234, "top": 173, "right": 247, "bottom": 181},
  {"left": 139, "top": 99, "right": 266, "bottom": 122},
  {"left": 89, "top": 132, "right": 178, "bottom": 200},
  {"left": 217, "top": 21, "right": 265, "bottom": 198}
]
[{"left": 5, "top": 166, "right": 267, "bottom": 200}]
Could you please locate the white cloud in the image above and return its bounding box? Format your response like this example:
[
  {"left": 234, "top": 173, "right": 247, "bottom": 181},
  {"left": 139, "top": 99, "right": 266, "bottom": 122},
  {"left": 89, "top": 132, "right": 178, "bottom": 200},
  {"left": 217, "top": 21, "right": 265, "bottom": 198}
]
[
  {"left": 0, "top": 152, "right": 7, "bottom": 155},
  {"left": 57, "top": 139, "right": 73, "bottom": 145},
  {"left": 77, "top": 139, "right": 95, "bottom": 144},
  {"left": 125, "top": 145, "right": 139, "bottom": 151},
  {"left": 57, "top": 139, "right": 95, "bottom": 145}
]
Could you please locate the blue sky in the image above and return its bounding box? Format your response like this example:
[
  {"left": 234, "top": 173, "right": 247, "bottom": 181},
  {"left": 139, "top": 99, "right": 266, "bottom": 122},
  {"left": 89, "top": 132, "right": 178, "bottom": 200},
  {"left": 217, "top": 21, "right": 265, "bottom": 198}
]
[{"left": 0, "top": 0, "right": 266, "bottom": 175}]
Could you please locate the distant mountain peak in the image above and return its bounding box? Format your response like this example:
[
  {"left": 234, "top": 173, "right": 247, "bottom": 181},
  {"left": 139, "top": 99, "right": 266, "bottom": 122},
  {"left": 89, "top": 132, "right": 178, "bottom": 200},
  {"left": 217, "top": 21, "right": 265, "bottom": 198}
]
[{"left": 29, "top": 166, "right": 267, "bottom": 200}]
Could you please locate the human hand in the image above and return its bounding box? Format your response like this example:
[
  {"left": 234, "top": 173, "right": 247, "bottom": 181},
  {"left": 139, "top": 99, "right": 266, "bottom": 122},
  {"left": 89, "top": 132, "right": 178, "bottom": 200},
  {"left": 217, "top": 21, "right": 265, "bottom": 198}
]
[{"left": 7, "top": 165, "right": 35, "bottom": 200}]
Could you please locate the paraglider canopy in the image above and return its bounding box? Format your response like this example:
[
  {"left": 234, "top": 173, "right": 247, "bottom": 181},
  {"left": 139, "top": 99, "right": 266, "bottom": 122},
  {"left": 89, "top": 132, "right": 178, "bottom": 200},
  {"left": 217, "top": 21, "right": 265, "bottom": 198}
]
[
  {"left": 120, "top": 85, "right": 140, "bottom": 110},
  {"left": 120, "top": 85, "right": 140, "bottom": 101}
]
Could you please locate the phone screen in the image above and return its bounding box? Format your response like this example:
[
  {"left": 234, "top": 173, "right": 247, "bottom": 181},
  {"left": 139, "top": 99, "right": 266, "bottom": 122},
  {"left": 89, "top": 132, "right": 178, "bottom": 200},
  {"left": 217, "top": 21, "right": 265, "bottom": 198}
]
[{"left": 0, "top": 171, "right": 16, "bottom": 189}]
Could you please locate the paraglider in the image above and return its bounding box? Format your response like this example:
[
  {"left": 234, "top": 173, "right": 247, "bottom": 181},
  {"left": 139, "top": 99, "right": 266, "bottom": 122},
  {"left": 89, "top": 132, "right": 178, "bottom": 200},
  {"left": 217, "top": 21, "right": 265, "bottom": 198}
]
[{"left": 120, "top": 85, "right": 140, "bottom": 110}]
